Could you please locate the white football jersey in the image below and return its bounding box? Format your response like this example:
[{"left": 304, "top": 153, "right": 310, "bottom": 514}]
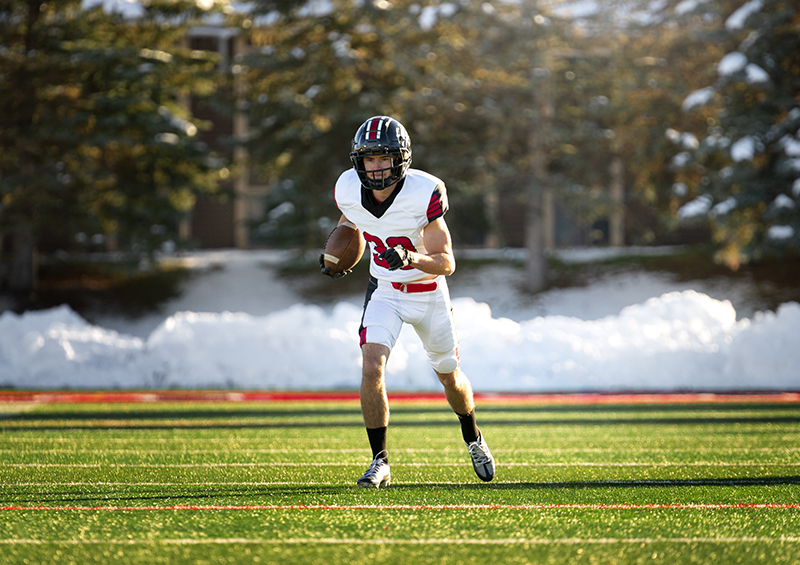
[{"left": 334, "top": 167, "right": 449, "bottom": 283}]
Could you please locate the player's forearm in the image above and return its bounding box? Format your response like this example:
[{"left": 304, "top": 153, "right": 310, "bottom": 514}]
[{"left": 409, "top": 251, "right": 455, "bottom": 276}]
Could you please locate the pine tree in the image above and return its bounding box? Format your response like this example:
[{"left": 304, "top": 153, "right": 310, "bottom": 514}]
[
  {"left": 672, "top": 0, "right": 800, "bottom": 268},
  {"left": 0, "top": 0, "right": 224, "bottom": 294}
]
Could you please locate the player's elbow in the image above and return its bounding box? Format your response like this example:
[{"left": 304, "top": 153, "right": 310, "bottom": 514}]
[
  {"left": 422, "top": 251, "right": 455, "bottom": 276},
  {"left": 442, "top": 256, "right": 456, "bottom": 276}
]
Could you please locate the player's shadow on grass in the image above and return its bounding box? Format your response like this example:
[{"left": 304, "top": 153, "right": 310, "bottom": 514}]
[
  {"left": 271, "top": 475, "right": 800, "bottom": 493},
  {"left": 7, "top": 476, "right": 799, "bottom": 506},
  {"left": 420, "top": 475, "right": 800, "bottom": 490}
]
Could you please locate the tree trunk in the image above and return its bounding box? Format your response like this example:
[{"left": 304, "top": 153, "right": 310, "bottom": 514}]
[
  {"left": 525, "top": 187, "right": 546, "bottom": 292},
  {"left": 609, "top": 154, "right": 625, "bottom": 247},
  {"left": 525, "top": 69, "right": 553, "bottom": 293},
  {"left": 8, "top": 223, "right": 36, "bottom": 294}
]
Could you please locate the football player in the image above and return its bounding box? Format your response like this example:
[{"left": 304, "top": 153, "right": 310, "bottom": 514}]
[{"left": 321, "top": 116, "right": 495, "bottom": 488}]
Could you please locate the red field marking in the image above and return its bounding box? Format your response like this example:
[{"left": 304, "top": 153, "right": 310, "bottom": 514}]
[
  {"left": 2, "top": 503, "right": 799, "bottom": 511},
  {"left": 0, "top": 390, "right": 798, "bottom": 405}
]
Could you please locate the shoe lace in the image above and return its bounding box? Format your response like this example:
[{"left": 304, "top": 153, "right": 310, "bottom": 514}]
[
  {"left": 468, "top": 441, "right": 491, "bottom": 465},
  {"left": 363, "top": 460, "right": 382, "bottom": 478},
  {"left": 363, "top": 452, "right": 388, "bottom": 478}
]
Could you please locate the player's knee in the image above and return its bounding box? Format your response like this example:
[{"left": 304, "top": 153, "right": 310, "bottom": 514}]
[
  {"left": 436, "top": 371, "right": 457, "bottom": 389},
  {"left": 361, "top": 358, "right": 384, "bottom": 383},
  {"left": 361, "top": 342, "right": 390, "bottom": 383}
]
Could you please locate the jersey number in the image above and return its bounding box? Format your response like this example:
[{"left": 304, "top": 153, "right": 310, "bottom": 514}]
[{"left": 363, "top": 233, "right": 416, "bottom": 270}]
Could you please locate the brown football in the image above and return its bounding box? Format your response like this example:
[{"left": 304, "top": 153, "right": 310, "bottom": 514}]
[{"left": 322, "top": 221, "right": 365, "bottom": 274}]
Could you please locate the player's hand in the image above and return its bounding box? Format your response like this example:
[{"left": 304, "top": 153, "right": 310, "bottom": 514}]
[
  {"left": 319, "top": 253, "right": 351, "bottom": 279},
  {"left": 379, "top": 246, "right": 412, "bottom": 271}
]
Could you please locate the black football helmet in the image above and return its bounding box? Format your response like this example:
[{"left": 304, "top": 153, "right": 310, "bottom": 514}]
[{"left": 350, "top": 116, "right": 412, "bottom": 190}]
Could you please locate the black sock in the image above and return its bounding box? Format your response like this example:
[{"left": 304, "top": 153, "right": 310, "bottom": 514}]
[
  {"left": 366, "top": 426, "right": 388, "bottom": 462},
  {"left": 456, "top": 411, "right": 480, "bottom": 444}
]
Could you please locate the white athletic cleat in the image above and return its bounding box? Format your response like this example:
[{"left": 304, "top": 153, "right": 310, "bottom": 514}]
[
  {"left": 356, "top": 450, "right": 391, "bottom": 488},
  {"left": 466, "top": 433, "right": 495, "bottom": 482}
]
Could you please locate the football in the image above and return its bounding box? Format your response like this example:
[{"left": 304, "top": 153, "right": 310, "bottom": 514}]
[{"left": 322, "top": 221, "right": 365, "bottom": 274}]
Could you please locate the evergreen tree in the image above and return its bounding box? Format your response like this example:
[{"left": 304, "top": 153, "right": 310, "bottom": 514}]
[
  {"left": 0, "top": 0, "right": 224, "bottom": 293},
  {"left": 670, "top": 0, "right": 800, "bottom": 268},
  {"left": 538, "top": 0, "right": 730, "bottom": 247}
]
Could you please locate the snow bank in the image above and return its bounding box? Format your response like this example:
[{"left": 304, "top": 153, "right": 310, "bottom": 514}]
[{"left": 1, "top": 292, "right": 797, "bottom": 392}]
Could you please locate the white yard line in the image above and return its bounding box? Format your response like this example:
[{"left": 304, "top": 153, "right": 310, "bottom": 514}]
[
  {"left": 0, "top": 536, "right": 798, "bottom": 545},
  {"left": 3, "top": 503, "right": 800, "bottom": 510},
  {"left": 5, "top": 478, "right": 799, "bottom": 487},
  {"left": 3, "top": 462, "right": 799, "bottom": 468},
  {"left": 9, "top": 482, "right": 326, "bottom": 486},
  {"left": 3, "top": 447, "right": 799, "bottom": 454},
  {"left": 3, "top": 434, "right": 797, "bottom": 444}
]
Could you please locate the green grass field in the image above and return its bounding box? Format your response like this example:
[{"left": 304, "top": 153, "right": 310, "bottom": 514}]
[{"left": 1, "top": 393, "right": 799, "bottom": 564}]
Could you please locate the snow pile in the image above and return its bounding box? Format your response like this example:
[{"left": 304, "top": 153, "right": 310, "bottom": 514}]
[
  {"left": 1, "top": 292, "right": 798, "bottom": 392},
  {"left": 0, "top": 306, "right": 146, "bottom": 389}
]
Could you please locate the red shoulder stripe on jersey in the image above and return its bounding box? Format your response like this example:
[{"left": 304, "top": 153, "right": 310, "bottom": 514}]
[{"left": 427, "top": 187, "right": 445, "bottom": 222}]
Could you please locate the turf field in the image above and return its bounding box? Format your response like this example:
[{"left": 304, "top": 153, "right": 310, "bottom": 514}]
[{"left": 1, "top": 391, "right": 799, "bottom": 564}]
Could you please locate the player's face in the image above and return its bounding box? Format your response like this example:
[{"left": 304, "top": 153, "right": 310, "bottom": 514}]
[{"left": 363, "top": 154, "right": 393, "bottom": 181}]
